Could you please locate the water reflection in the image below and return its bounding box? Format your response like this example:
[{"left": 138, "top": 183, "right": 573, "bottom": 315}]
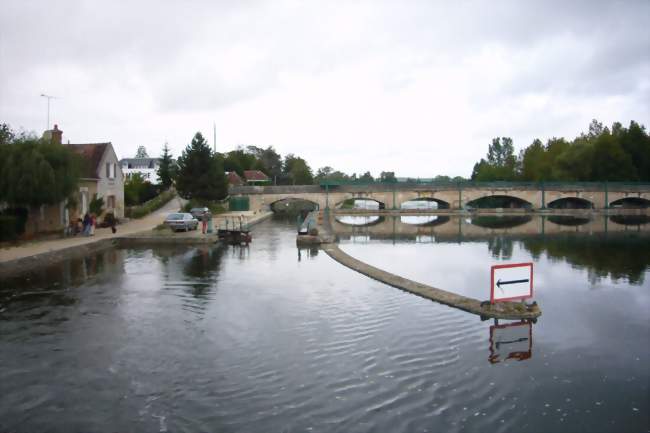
[
  {"left": 547, "top": 215, "right": 591, "bottom": 226},
  {"left": 297, "top": 246, "right": 319, "bottom": 261},
  {"left": 335, "top": 215, "right": 384, "bottom": 226},
  {"left": 522, "top": 235, "right": 649, "bottom": 285},
  {"left": 489, "top": 319, "right": 533, "bottom": 364},
  {"left": 335, "top": 215, "right": 650, "bottom": 285},
  {"left": 487, "top": 236, "right": 514, "bottom": 259},
  {"left": 469, "top": 215, "right": 532, "bottom": 229},
  {"left": 609, "top": 214, "right": 650, "bottom": 226},
  {"left": 400, "top": 215, "right": 450, "bottom": 226}
]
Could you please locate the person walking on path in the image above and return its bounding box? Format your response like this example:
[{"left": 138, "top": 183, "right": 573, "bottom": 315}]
[
  {"left": 90, "top": 214, "right": 96, "bottom": 236},
  {"left": 82, "top": 213, "right": 91, "bottom": 236},
  {"left": 201, "top": 211, "right": 209, "bottom": 234}
]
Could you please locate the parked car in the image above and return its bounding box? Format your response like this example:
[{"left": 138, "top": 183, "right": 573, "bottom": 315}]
[
  {"left": 164, "top": 213, "right": 199, "bottom": 232},
  {"left": 189, "top": 207, "right": 209, "bottom": 219}
]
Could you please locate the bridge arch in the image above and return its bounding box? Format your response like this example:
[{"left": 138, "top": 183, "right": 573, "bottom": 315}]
[
  {"left": 335, "top": 197, "right": 386, "bottom": 210},
  {"left": 270, "top": 197, "right": 320, "bottom": 213},
  {"left": 547, "top": 197, "right": 594, "bottom": 209},
  {"left": 609, "top": 197, "right": 650, "bottom": 209},
  {"left": 400, "top": 197, "right": 450, "bottom": 210},
  {"left": 465, "top": 195, "right": 533, "bottom": 209}
]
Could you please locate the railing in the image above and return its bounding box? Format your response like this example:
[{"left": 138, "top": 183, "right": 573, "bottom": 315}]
[{"left": 230, "top": 181, "right": 650, "bottom": 194}]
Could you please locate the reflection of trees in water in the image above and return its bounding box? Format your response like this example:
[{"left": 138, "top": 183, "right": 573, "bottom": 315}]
[
  {"left": 547, "top": 216, "right": 591, "bottom": 226},
  {"left": 609, "top": 215, "right": 650, "bottom": 226},
  {"left": 0, "top": 248, "right": 126, "bottom": 319},
  {"left": 182, "top": 246, "right": 224, "bottom": 296},
  {"left": 522, "top": 235, "right": 650, "bottom": 285},
  {"left": 471, "top": 216, "right": 532, "bottom": 229},
  {"left": 488, "top": 237, "right": 514, "bottom": 259}
]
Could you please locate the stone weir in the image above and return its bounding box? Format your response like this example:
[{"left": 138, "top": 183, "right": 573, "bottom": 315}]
[{"left": 299, "top": 210, "right": 541, "bottom": 321}]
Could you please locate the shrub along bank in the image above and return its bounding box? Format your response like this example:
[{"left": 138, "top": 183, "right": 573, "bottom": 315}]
[{"left": 125, "top": 189, "right": 176, "bottom": 219}]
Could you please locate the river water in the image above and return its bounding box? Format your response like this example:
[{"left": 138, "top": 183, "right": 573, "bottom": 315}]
[{"left": 0, "top": 215, "right": 648, "bottom": 433}]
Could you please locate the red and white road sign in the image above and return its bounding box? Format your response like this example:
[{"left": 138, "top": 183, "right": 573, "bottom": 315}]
[{"left": 490, "top": 262, "right": 533, "bottom": 303}]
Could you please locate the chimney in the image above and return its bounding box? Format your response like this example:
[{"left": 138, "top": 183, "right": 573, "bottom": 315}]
[
  {"left": 51, "top": 124, "right": 62, "bottom": 145},
  {"left": 42, "top": 124, "right": 63, "bottom": 145}
]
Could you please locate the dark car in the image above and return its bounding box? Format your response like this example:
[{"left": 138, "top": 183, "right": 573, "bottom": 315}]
[
  {"left": 164, "top": 213, "right": 199, "bottom": 232},
  {"left": 189, "top": 207, "right": 209, "bottom": 219}
]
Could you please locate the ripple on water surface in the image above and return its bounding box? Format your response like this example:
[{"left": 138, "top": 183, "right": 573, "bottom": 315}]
[{"left": 0, "top": 218, "right": 648, "bottom": 433}]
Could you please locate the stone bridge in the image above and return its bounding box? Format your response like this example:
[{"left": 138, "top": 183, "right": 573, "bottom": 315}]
[{"left": 230, "top": 182, "right": 650, "bottom": 212}]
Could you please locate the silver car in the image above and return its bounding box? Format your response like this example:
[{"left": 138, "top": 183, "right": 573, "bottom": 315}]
[{"left": 164, "top": 213, "right": 199, "bottom": 232}]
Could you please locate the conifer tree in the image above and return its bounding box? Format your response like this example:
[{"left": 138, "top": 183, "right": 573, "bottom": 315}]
[{"left": 175, "top": 132, "right": 228, "bottom": 201}]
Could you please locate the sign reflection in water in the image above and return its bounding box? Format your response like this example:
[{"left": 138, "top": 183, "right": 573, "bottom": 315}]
[{"left": 489, "top": 320, "right": 533, "bottom": 364}]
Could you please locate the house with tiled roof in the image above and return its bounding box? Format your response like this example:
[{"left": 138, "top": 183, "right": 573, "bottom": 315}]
[
  {"left": 243, "top": 170, "right": 270, "bottom": 185},
  {"left": 17, "top": 125, "right": 125, "bottom": 237},
  {"left": 67, "top": 139, "right": 125, "bottom": 219},
  {"left": 47, "top": 125, "right": 124, "bottom": 219},
  {"left": 227, "top": 171, "right": 244, "bottom": 186}
]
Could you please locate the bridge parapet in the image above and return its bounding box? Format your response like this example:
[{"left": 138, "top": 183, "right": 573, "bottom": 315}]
[{"left": 229, "top": 182, "right": 650, "bottom": 212}]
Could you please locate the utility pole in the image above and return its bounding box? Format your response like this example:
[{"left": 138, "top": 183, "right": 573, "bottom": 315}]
[
  {"left": 213, "top": 122, "right": 217, "bottom": 153},
  {"left": 40, "top": 93, "right": 58, "bottom": 130}
]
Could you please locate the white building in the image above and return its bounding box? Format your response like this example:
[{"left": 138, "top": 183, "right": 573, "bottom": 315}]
[{"left": 119, "top": 157, "right": 161, "bottom": 184}]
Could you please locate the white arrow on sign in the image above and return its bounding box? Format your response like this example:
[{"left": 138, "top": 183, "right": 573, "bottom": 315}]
[{"left": 491, "top": 263, "right": 533, "bottom": 303}]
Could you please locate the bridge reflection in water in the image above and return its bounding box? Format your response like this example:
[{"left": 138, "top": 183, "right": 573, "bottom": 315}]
[{"left": 333, "top": 214, "right": 650, "bottom": 243}]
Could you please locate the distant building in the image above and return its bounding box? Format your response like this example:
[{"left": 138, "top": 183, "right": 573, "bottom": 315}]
[
  {"left": 119, "top": 156, "right": 162, "bottom": 184},
  {"left": 243, "top": 170, "right": 270, "bottom": 185},
  {"left": 227, "top": 171, "right": 244, "bottom": 186}
]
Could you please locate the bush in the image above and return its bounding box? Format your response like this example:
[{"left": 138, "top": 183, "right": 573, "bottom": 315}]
[
  {"left": 89, "top": 194, "right": 104, "bottom": 215},
  {"left": 0, "top": 215, "right": 18, "bottom": 241},
  {"left": 181, "top": 199, "right": 227, "bottom": 214},
  {"left": 126, "top": 189, "right": 176, "bottom": 219},
  {"left": 0, "top": 207, "right": 27, "bottom": 241}
]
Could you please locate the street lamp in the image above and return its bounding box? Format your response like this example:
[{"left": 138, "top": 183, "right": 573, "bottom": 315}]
[{"left": 40, "top": 93, "right": 58, "bottom": 130}]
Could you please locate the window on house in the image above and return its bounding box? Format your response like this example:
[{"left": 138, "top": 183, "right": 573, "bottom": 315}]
[{"left": 106, "top": 163, "right": 116, "bottom": 179}]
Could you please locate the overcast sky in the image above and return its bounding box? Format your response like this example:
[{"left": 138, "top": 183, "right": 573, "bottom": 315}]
[{"left": 1, "top": 0, "right": 648, "bottom": 177}]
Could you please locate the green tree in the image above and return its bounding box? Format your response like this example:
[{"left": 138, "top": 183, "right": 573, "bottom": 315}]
[
  {"left": 380, "top": 171, "right": 397, "bottom": 183},
  {"left": 89, "top": 194, "right": 104, "bottom": 215},
  {"left": 358, "top": 171, "right": 374, "bottom": 183},
  {"left": 617, "top": 120, "right": 650, "bottom": 181},
  {"left": 591, "top": 131, "right": 637, "bottom": 181},
  {"left": 471, "top": 137, "right": 517, "bottom": 181},
  {"left": 314, "top": 166, "right": 351, "bottom": 183},
  {"left": 156, "top": 142, "right": 175, "bottom": 189},
  {"left": 176, "top": 132, "right": 228, "bottom": 201},
  {"left": 283, "top": 154, "right": 313, "bottom": 185},
  {"left": 0, "top": 127, "right": 80, "bottom": 208},
  {"left": 247, "top": 145, "right": 282, "bottom": 179}
]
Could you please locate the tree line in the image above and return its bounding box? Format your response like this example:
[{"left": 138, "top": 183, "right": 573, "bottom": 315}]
[{"left": 471, "top": 119, "right": 650, "bottom": 182}]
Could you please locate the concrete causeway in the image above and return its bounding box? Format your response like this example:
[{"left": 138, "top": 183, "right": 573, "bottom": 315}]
[{"left": 315, "top": 210, "right": 541, "bottom": 320}]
